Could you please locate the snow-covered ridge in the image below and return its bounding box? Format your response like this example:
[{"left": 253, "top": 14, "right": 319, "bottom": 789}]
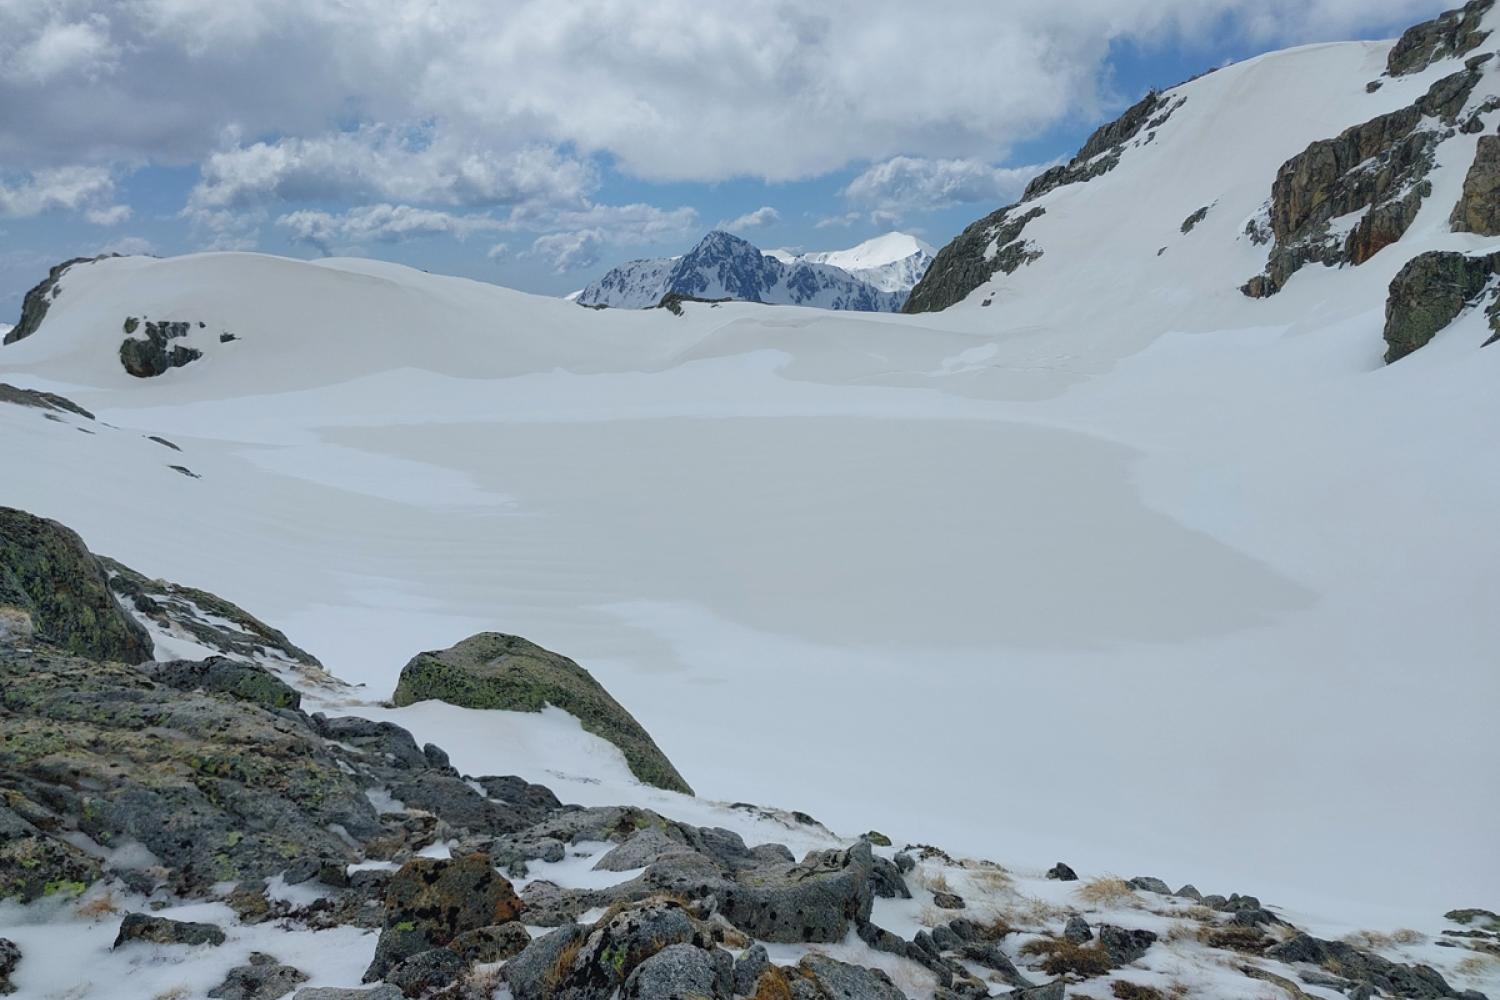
[
  {"left": 576, "top": 230, "right": 920, "bottom": 310},
  {"left": 767, "top": 232, "right": 936, "bottom": 294}
]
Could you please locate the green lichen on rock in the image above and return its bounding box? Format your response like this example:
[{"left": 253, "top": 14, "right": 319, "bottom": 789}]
[
  {"left": 0, "top": 507, "right": 153, "bottom": 664},
  {"left": 1383, "top": 249, "right": 1500, "bottom": 362},
  {"left": 393, "top": 632, "right": 692, "bottom": 795}
]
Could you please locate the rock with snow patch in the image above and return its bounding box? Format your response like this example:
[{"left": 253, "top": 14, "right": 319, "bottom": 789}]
[
  {"left": 1045, "top": 862, "right": 1078, "bottom": 881},
  {"left": 1097, "top": 925, "right": 1157, "bottom": 967},
  {"left": 393, "top": 632, "right": 692, "bottom": 794},
  {"left": 293, "top": 989, "right": 404, "bottom": 1000},
  {"left": 145, "top": 657, "right": 302, "bottom": 711},
  {"left": 1452, "top": 134, "right": 1500, "bottom": 235},
  {"left": 1267, "top": 933, "right": 1469, "bottom": 998},
  {"left": 503, "top": 923, "right": 590, "bottom": 1000},
  {"left": 385, "top": 948, "right": 465, "bottom": 997},
  {"left": 1383, "top": 249, "right": 1500, "bottom": 362},
  {"left": 1064, "top": 915, "right": 1094, "bottom": 943},
  {"left": 1387, "top": 0, "right": 1494, "bottom": 76}
]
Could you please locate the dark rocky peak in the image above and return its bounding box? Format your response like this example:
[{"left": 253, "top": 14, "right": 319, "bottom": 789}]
[
  {"left": 1387, "top": 0, "right": 1494, "bottom": 77},
  {"left": 3, "top": 254, "right": 118, "bottom": 346}
]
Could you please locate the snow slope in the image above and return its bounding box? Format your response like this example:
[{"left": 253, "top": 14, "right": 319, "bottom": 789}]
[
  {"left": 577, "top": 230, "right": 909, "bottom": 309},
  {"left": 1, "top": 18, "right": 1498, "bottom": 938},
  {"left": 768, "top": 232, "right": 935, "bottom": 293}
]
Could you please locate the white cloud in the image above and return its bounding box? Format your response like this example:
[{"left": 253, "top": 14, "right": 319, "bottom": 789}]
[
  {"left": 2, "top": 15, "right": 119, "bottom": 84},
  {"left": 528, "top": 230, "right": 605, "bottom": 272},
  {"left": 486, "top": 242, "right": 510, "bottom": 260},
  {"left": 501, "top": 201, "right": 700, "bottom": 244},
  {"left": 86, "top": 204, "right": 132, "bottom": 226},
  {"left": 276, "top": 203, "right": 506, "bottom": 254},
  {"left": 842, "top": 156, "right": 1055, "bottom": 218},
  {"left": 720, "top": 206, "right": 781, "bottom": 231},
  {"left": 0, "top": 166, "right": 117, "bottom": 218},
  {"left": 98, "top": 235, "right": 154, "bottom": 256},
  {"left": 0, "top": 1, "right": 1451, "bottom": 182},
  {"left": 190, "top": 129, "right": 596, "bottom": 212}
]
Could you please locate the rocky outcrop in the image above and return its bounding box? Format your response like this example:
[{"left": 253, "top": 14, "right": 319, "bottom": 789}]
[
  {"left": 102, "top": 557, "right": 322, "bottom": 667},
  {"left": 1268, "top": 932, "right": 1468, "bottom": 998},
  {"left": 0, "top": 506, "right": 153, "bottom": 663},
  {"left": 1024, "top": 90, "right": 1186, "bottom": 202},
  {"left": 1452, "top": 134, "right": 1500, "bottom": 234},
  {"left": 902, "top": 206, "right": 1045, "bottom": 314},
  {"left": 2, "top": 256, "right": 115, "bottom": 345},
  {"left": 119, "top": 319, "right": 203, "bottom": 378},
  {"left": 1244, "top": 68, "right": 1485, "bottom": 298},
  {"left": 1383, "top": 249, "right": 1500, "bottom": 361},
  {"left": 392, "top": 632, "right": 692, "bottom": 794},
  {"left": 0, "top": 384, "right": 94, "bottom": 420},
  {"left": 1387, "top": 0, "right": 1494, "bottom": 77}
]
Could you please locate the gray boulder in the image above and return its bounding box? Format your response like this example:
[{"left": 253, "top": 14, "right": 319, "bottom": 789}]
[
  {"left": 392, "top": 632, "right": 691, "bottom": 794},
  {"left": 293, "top": 990, "right": 404, "bottom": 1000},
  {"left": 1064, "top": 915, "right": 1093, "bottom": 943},
  {"left": 113, "top": 913, "right": 226, "bottom": 948},
  {"left": 1128, "top": 876, "right": 1171, "bottom": 894},
  {"left": 208, "top": 954, "right": 308, "bottom": 1000},
  {"left": 1387, "top": 0, "right": 1494, "bottom": 75},
  {"left": 503, "top": 924, "right": 589, "bottom": 1000},
  {"left": 448, "top": 922, "right": 530, "bottom": 964},
  {"left": 1045, "top": 863, "right": 1078, "bottom": 882},
  {"left": 1097, "top": 925, "right": 1156, "bottom": 967},
  {"left": 733, "top": 944, "right": 771, "bottom": 995},
  {"left": 621, "top": 943, "right": 732, "bottom": 999},
  {"left": 795, "top": 954, "right": 906, "bottom": 1000},
  {"left": 145, "top": 657, "right": 301, "bottom": 711},
  {"left": 1004, "top": 984, "right": 1065, "bottom": 1000},
  {"left": 119, "top": 320, "right": 202, "bottom": 378}
]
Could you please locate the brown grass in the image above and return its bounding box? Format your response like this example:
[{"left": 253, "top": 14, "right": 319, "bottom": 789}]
[
  {"left": 749, "top": 966, "right": 794, "bottom": 1000},
  {"left": 1020, "top": 938, "right": 1114, "bottom": 978},
  {"left": 76, "top": 891, "right": 120, "bottom": 918},
  {"left": 544, "top": 935, "right": 586, "bottom": 993},
  {"left": 1076, "top": 877, "right": 1137, "bottom": 908},
  {"left": 1112, "top": 982, "right": 1168, "bottom": 1000},
  {"left": 1199, "top": 924, "right": 1273, "bottom": 955},
  {"left": 1457, "top": 955, "right": 1500, "bottom": 978},
  {"left": 1391, "top": 928, "right": 1425, "bottom": 945}
]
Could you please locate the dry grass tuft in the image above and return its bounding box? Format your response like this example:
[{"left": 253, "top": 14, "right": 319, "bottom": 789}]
[
  {"left": 544, "top": 935, "right": 586, "bottom": 993},
  {"left": 1343, "top": 930, "right": 1395, "bottom": 951},
  {"left": 1199, "top": 924, "right": 1274, "bottom": 955},
  {"left": 1112, "top": 982, "right": 1169, "bottom": 1000},
  {"left": 1391, "top": 928, "right": 1425, "bottom": 945},
  {"left": 76, "top": 890, "right": 120, "bottom": 918},
  {"left": 967, "top": 867, "right": 1014, "bottom": 894},
  {"left": 152, "top": 989, "right": 190, "bottom": 1000},
  {"left": 1076, "top": 876, "right": 1137, "bottom": 908},
  {"left": 1457, "top": 954, "right": 1500, "bottom": 978},
  {"left": 1020, "top": 937, "right": 1114, "bottom": 978},
  {"left": 919, "top": 868, "right": 954, "bottom": 894},
  {"left": 749, "top": 966, "right": 795, "bottom": 1000}
]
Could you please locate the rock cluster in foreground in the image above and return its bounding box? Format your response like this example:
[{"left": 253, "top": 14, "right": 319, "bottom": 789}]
[{"left": 0, "top": 503, "right": 1493, "bottom": 1000}]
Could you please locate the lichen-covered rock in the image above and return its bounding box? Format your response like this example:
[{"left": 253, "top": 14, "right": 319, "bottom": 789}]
[
  {"left": 0, "top": 938, "right": 19, "bottom": 996},
  {"left": 620, "top": 942, "right": 732, "bottom": 999},
  {"left": 447, "top": 922, "right": 531, "bottom": 964},
  {"left": 293, "top": 989, "right": 404, "bottom": 1000},
  {"left": 794, "top": 954, "right": 907, "bottom": 1000},
  {"left": 384, "top": 948, "right": 465, "bottom": 998},
  {"left": 1452, "top": 134, "right": 1500, "bottom": 234},
  {"left": 1244, "top": 69, "right": 1482, "bottom": 297},
  {"left": 113, "top": 912, "right": 226, "bottom": 947},
  {"left": 0, "top": 507, "right": 153, "bottom": 664},
  {"left": 145, "top": 657, "right": 302, "bottom": 711},
  {"left": 392, "top": 632, "right": 691, "bottom": 794},
  {"left": 208, "top": 954, "right": 308, "bottom": 1000},
  {"left": 1382, "top": 249, "right": 1500, "bottom": 362},
  {"left": 1064, "top": 915, "right": 1093, "bottom": 944},
  {"left": 364, "top": 854, "right": 523, "bottom": 980},
  {"left": 504, "top": 923, "right": 590, "bottom": 1000},
  {"left": 1387, "top": 0, "right": 1494, "bottom": 76},
  {"left": 539, "top": 897, "right": 716, "bottom": 1000}
]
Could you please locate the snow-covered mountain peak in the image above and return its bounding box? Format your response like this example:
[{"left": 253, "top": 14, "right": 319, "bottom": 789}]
[{"left": 575, "top": 229, "right": 911, "bottom": 310}]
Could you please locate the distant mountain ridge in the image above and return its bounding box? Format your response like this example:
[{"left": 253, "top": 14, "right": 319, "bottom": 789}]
[{"left": 575, "top": 230, "right": 927, "bottom": 311}]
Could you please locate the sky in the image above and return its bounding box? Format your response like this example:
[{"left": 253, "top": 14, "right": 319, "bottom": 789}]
[{"left": 0, "top": 0, "right": 1454, "bottom": 313}]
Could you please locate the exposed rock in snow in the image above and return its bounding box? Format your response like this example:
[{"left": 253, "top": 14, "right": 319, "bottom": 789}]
[{"left": 1386, "top": 0, "right": 1494, "bottom": 76}]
